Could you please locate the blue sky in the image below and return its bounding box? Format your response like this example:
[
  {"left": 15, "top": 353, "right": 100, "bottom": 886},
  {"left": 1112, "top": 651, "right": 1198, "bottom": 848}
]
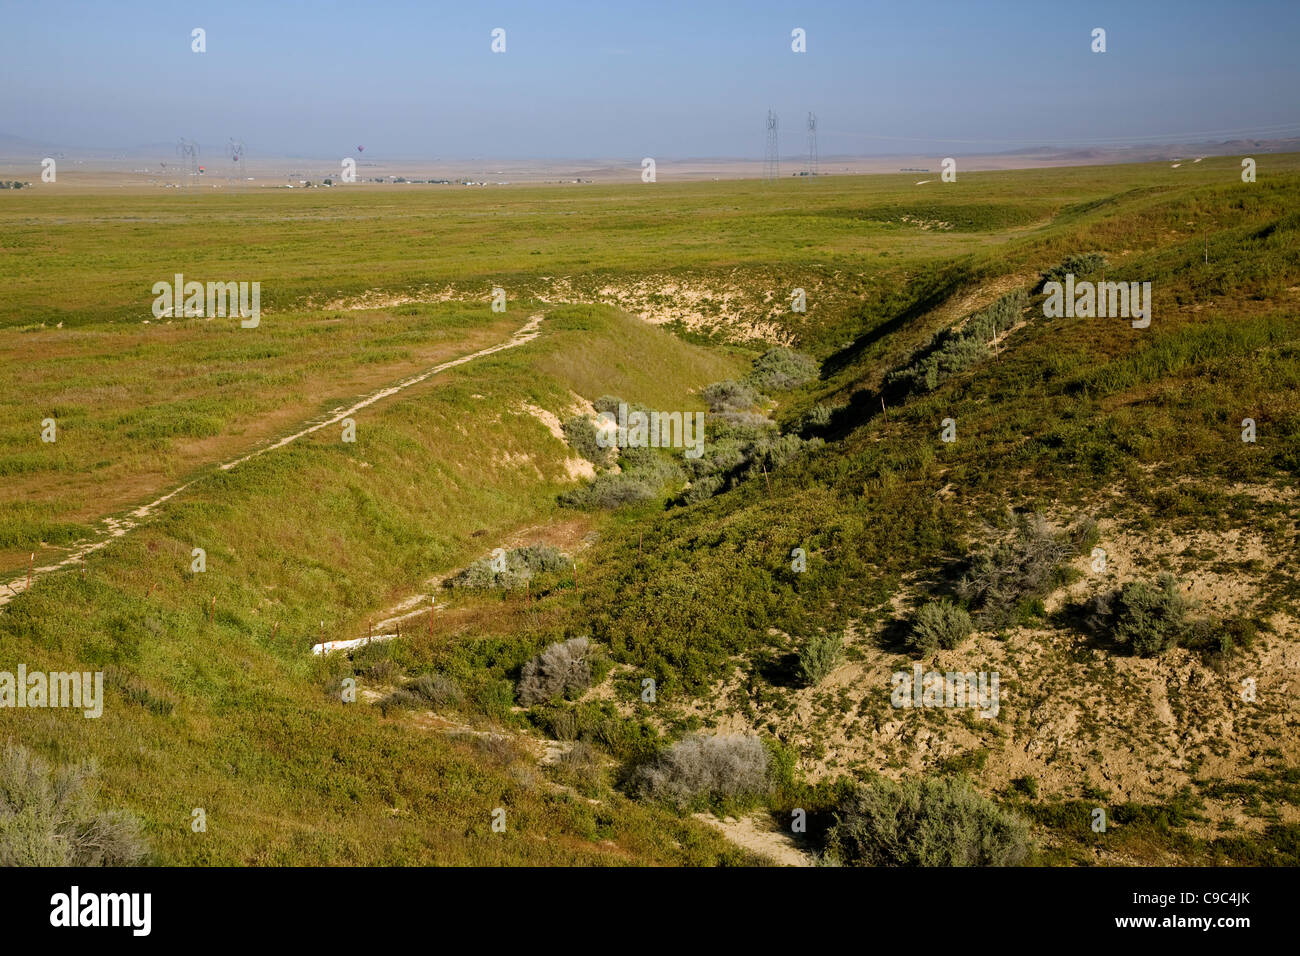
[{"left": 2, "top": 0, "right": 1298, "bottom": 158}]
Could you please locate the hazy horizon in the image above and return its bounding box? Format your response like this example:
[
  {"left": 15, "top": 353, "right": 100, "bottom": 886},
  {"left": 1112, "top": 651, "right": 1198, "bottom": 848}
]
[{"left": 2, "top": 0, "right": 1298, "bottom": 162}]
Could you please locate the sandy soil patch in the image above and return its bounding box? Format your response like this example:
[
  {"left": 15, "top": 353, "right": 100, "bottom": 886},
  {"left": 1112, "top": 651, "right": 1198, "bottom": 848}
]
[{"left": 694, "top": 812, "right": 814, "bottom": 867}]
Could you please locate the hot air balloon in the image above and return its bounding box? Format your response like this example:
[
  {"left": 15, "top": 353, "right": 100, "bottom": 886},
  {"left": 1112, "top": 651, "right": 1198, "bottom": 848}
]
[{"left": 357, "top": 145, "right": 365, "bottom": 153}]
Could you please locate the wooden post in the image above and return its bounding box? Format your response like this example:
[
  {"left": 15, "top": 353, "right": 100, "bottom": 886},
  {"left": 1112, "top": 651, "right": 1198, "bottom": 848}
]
[
  {"left": 880, "top": 396, "right": 888, "bottom": 425},
  {"left": 272, "top": 621, "right": 279, "bottom": 642},
  {"left": 761, "top": 461, "right": 772, "bottom": 495},
  {"left": 209, "top": 596, "right": 216, "bottom": 623},
  {"left": 146, "top": 582, "right": 158, "bottom": 599},
  {"left": 26, "top": 552, "right": 33, "bottom": 591}
]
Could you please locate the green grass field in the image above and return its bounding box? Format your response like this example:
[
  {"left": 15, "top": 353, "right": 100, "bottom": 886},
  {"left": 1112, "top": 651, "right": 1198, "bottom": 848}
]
[{"left": 2, "top": 154, "right": 1298, "bottom": 865}]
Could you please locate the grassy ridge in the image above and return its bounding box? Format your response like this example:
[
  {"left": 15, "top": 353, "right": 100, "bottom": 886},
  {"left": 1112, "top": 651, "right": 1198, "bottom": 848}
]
[{"left": 0, "top": 304, "right": 750, "bottom": 864}]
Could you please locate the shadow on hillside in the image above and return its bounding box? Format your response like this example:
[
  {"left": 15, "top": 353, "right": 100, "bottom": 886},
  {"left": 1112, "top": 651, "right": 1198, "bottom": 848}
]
[
  {"left": 820, "top": 270, "right": 974, "bottom": 380},
  {"left": 755, "top": 648, "right": 802, "bottom": 689},
  {"left": 1051, "top": 593, "right": 1126, "bottom": 655},
  {"left": 874, "top": 616, "right": 914, "bottom": 654},
  {"left": 816, "top": 387, "right": 885, "bottom": 443}
]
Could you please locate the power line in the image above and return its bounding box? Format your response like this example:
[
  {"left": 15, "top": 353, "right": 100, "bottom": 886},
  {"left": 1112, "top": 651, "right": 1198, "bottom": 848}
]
[
  {"left": 228, "top": 139, "right": 245, "bottom": 186},
  {"left": 763, "top": 109, "right": 779, "bottom": 181},
  {"left": 821, "top": 120, "right": 1300, "bottom": 149},
  {"left": 806, "top": 112, "right": 819, "bottom": 177},
  {"left": 176, "top": 138, "right": 199, "bottom": 188}
]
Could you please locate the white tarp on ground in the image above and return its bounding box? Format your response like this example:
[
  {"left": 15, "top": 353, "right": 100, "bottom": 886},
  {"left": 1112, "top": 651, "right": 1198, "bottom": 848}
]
[{"left": 312, "top": 633, "right": 396, "bottom": 656}]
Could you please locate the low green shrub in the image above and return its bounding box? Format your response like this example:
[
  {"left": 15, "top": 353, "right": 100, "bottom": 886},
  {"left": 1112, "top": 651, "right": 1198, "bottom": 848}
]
[
  {"left": 798, "top": 632, "right": 843, "bottom": 686},
  {"left": 1041, "top": 252, "right": 1108, "bottom": 285},
  {"left": 410, "top": 673, "right": 464, "bottom": 708},
  {"left": 747, "top": 347, "right": 819, "bottom": 391},
  {"left": 562, "top": 415, "right": 616, "bottom": 467},
  {"left": 701, "top": 380, "right": 760, "bottom": 412},
  {"left": 957, "top": 513, "right": 1076, "bottom": 626},
  {"left": 0, "top": 743, "right": 149, "bottom": 866},
  {"left": 1104, "top": 574, "right": 1189, "bottom": 657},
  {"left": 907, "top": 599, "right": 974, "bottom": 653},
  {"left": 824, "top": 775, "right": 1031, "bottom": 866},
  {"left": 447, "top": 544, "right": 570, "bottom": 589},
  {"left": 884, "top": 290, "right": 1026, "bottom": 396}
]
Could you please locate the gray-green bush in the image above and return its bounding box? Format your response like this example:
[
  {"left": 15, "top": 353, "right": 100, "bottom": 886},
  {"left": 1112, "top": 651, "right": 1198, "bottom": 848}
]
[
  {"left": 1041, "top": 252, "right": 1108, "bottom": 285},
  {"left": 885, "top": 290, "right": 1027, "bottom": 396},
  {"left": 447, "top": 543, "right": 570, "bottom": 589},
  {"left": 562, "top": 415, "right": 616, "bottom": 467},
  {"left": 957, "top": 513, "right": 1075, "bottom": 625},
  {"left": 798, "top": 632, "right": 843, "bottom": 686},
  {"left": 518, "top": 637, "right": 595, "bottom": 705},
  {"left": 907, "top": 599, "right": 974, "bottom": 653},
  {"left": 747, "top": 347, "right": 819, "bottom": 391},
  {"left": 682, "top": 474, "right": 726, "bottom": 504},
  {"left": 559, "top": 451, "right": 684, "bottom": 510},
  {"left": 824, "top": 776, "right": 1031, "bottom": 866},
  {"left": 411, "top": 673, "right": 464, "bottom": 708},
  {"left": 0, "top": 742, "right": 148, "bottom": 866},
  {"left": 1097, "top": 574, "right": 1190, "bottom": 657},
  {"left": 632, "top": 733, "right": 770, "bottom": 809},
  {"left": 701, "top": 380, "right": 760, "bottom": 412},
  {"left": 800, "top": 403, "right": 832, "bottom": 432}
]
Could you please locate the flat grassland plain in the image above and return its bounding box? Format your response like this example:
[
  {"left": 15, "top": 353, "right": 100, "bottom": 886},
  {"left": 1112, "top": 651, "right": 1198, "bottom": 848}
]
[{"left": 1, "top": 155, "right": 1298, "bottom": 865}]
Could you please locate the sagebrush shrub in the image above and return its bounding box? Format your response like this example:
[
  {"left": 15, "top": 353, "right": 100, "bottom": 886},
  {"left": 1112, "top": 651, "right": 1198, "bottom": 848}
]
[
  {"left": 798, "top": 632, "right": 843, "bottom": 686},
  {"left": 559, "top": 471, "right": 663, "bottom": 510},
  {"left": 562, "top": 415, "right": 616, "bottom": 467},
  {"left": 559, "top": 452, "right": 683, "bottom": 510},
  {"left": 447, "top": 544, "right": 570, "bottom": 589},
  {"left": 378, "top": 687, "right": 421, "bottom": 715},
  {"left": 885, "top": 290, "right": 1026, "bottom": 396},
  {"left": 411, "top": 673, "right": 464, "bottom": 708},
  {"left": 747, "top": 347, "right": 819, "bottom": 391},
  {"left": 632, "top": 733, "right": 770, "bottom": 809},
  {"left": 707, "top": 410, "right": 776, "bottom": 430},
  {"left": 824, "top": 776, "right": 1031, "bottom": 866},
  {"left": 1109, "top": 574, "right": 1188, "bottom": 656},
  {"left": 801, "top": 404, "right": 832, "bottom": 431},
  {"left": 592, "top": 395, "right": 623, "bottom": 415},
  {"left": 701, "top": 380, "right": 760, "bottom": 412},
  {"left": 682, "top": 474, "right": 725, "bottom": 504},
  {"left": 1041, "top": 252, "right": 1108, "bottom": 285},
  {"left": 957, "top": 513, "right": 1075, "bottom": 625},
  {"left": 518, "top": 637, "right": 595, "bottom": 705},
  {"left": 0, "top": 743, "right": 148, "bottom": 866},
  {"left": 908, "top": 599, "right": 974, "bottom": 653},
  {"left": 751, "top": 433, "right": 825, "bottom": 472}
]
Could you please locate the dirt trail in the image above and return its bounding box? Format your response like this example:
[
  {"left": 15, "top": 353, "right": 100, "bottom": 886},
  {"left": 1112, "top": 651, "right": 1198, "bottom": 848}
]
[
  {"left": 0, "top": 313, "right": 545, "bottom": 608},
  {"left": 694, "top": 812, "right": 815, "bottom": 866}
]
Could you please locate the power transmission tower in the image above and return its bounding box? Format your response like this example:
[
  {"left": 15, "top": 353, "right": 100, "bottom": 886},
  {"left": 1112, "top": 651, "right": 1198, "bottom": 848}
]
[
  {"left": 764, "top": 110, "right": 780, "bottom": 181},
  {"left": 228, "top": 139, "right": 245, "bottom": 186},
  {"left": 176, "top": 138, "right": 199, "bottom": 188},
  {"left": 806, "top": 112, "right": 819, "bottom": 177}
]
